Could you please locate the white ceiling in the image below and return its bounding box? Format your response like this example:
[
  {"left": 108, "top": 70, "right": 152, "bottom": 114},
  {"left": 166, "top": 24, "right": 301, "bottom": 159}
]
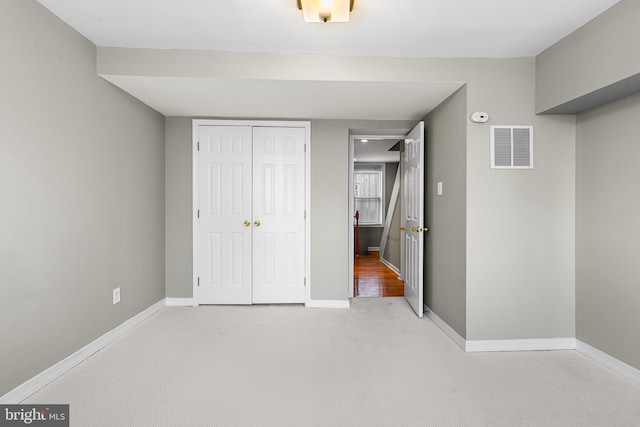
[
  {"left": 36, "top": 0, "right": 621, "bottom": 119},
  {"left": 354, "top": 139, "right": 401, "bottom": 163},
  {"left": 37, "top": 0, "right": 620, "bottom": 58}
]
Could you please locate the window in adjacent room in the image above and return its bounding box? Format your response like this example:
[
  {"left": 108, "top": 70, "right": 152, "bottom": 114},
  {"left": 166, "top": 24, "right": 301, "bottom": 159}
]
[{"left": 354, "top": 164, "right": 384, "bottom": 225}]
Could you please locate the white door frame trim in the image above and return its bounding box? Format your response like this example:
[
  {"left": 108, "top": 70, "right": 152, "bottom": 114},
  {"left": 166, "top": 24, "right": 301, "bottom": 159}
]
[
  {"left": 348, "top": 131, "right": 409, "bottom": 298},
  {"left": 192, "top": 119, "right": 312, "bottom": 307}
]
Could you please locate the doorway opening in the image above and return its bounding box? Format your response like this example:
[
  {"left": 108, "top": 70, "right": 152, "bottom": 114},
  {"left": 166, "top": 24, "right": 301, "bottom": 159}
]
[
  {"left": 349, "top": 130, "right": 407, "bottom": 299},
  {"left": 349, "top": 123, "right": 426, "bottom": 317}
]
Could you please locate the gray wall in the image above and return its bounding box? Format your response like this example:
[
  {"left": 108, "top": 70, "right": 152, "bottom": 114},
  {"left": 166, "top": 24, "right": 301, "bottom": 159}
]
[
  {"left": 576, "top": 92, "right": 640, "bottom": 371},
  {"left": 424, "top": 86, "right": 468, "bottom": 338},
  {"left": 0, "top": 1, "right": 165, "bottom": 397},
  {"left": 537, "top": 0, "right": 640, "bottom": 370},
  {"left": 536, "top": 0, "right": 640, "bottom": 113},
  {"left": 384, "top": 163, "right": 398, "bottom": 209},
  {"left": 357, "top": 227, "right": 383, "bottom": 255},
  {"left": 464, "top": 60, "right": 576, "bottom": 341},
  {"left": 382, "top": 193, "right": 401, "bottom": 269},
  {"left": 381, "top": 162, "right": 400, "bottom": 269},
  {"left": 165, "top": 117, "right": 193, "bottom": 297}
]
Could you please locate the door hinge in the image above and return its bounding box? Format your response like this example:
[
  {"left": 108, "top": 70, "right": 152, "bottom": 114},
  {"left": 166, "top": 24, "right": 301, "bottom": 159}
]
[
  {"left": 304, "top": 210, "right": 306, "bottom": 220},
  {"left": 304, "top": 144, "right": 307, "bottom": 153},
  {"left": 197, "top": 141, "right": 200, "bottom": 151},
  {"left": 304, "top": 277, "right": 307, "bottom": 287},
  {"left": 197, "top": 277, "right": 200, "bottom": 286},
  {"left": 197, "top": 209, "right": 200, "bottom": 218}
]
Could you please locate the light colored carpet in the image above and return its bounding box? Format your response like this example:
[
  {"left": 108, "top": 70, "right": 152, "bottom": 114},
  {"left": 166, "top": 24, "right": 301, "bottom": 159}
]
[{"left": 24, "top": 298, "right": 640, "bottom": 426}]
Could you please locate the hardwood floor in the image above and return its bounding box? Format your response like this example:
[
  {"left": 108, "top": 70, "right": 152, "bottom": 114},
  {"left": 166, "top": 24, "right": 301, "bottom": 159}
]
[{"left": 354, "top": 252, "right": 404, "bottom": 297}]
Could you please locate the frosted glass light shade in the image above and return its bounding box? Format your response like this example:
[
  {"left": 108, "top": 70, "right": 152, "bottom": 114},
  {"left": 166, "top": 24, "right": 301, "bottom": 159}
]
[{"left": 298, "top": 0, "right": 353, "bottom": 23}]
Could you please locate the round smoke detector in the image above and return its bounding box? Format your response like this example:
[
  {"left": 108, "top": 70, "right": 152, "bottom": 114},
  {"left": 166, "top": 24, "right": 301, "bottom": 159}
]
[{"left": 470, "top": 112, "right": 489, "bottom": 123}]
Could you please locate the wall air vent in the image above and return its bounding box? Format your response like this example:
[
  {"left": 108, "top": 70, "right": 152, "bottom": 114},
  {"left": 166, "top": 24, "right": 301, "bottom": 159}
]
[{"left": 490, "top": 125, "right": 533, "bottom": 169}]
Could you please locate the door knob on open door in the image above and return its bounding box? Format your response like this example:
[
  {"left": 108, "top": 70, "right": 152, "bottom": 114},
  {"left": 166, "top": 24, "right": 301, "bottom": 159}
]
[
  {"left": 400, "top": 226, "right": 406, "bottom": 230},
  {"left": 254, "top": 220, "right": 261, "bottom": 227}
]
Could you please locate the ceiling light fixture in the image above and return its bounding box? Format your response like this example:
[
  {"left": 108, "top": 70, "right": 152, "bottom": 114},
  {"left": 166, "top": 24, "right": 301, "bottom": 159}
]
[{"left": 297, "top": 0, "right": 354, "bottom": 23}]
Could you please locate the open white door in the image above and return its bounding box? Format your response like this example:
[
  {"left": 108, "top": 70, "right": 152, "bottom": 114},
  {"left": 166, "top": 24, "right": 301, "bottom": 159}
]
[{"left": 402, "top": 122, "right": 425, "bottom": 317}]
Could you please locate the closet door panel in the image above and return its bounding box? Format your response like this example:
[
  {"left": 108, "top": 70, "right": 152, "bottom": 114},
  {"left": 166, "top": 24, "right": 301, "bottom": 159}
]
[
  {"left": 252, "top": 127, "right": 306, "bottom": 304},
  {"left": 197, "top": 126, "right": 253, "bottom": 304}
]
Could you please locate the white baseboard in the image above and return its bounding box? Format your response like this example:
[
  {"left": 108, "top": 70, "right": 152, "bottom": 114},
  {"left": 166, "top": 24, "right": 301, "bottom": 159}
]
[
  {"left": 576, "top": 340, "right": 640, "bottom": 385},
  {"left": 425, "top": 306, "right": 466, "bottom": 351},
  {"left": 166, "top": 298, "right": 194, "bottom": 307},
  {"left": 380, "top": 257, "right": 400, "bottom": 275},
  {"left": 171, "top": 297, "right": 349, "bottom": 309},
  {"left": 306, "top": 300, "right": 350, "bottom": 309},
  {"left": 465, "top": 338, "right": 576, "bottom": 353},
  {"left": 0, "top": 299, "right": 166, "bottom": 404},
  {"left": 422, "top": 309, "right": 640, "bottom": 385},
  {"left": 426, "top": 306, "right": 576, "bottom": 353}
]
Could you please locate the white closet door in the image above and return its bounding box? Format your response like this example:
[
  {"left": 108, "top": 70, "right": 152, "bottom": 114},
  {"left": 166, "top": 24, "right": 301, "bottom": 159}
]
[
  {"left": 198, "top": 126, "right": 253, "bottom": 304},
  {"left": 251, "top": 127, "right": 306, "bottom": 304}
]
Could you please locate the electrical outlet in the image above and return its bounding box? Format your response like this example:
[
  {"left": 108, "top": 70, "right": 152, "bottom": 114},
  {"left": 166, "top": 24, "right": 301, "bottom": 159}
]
[{"left": 113, "top": 287, "right": 121, "bottom": 305}]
